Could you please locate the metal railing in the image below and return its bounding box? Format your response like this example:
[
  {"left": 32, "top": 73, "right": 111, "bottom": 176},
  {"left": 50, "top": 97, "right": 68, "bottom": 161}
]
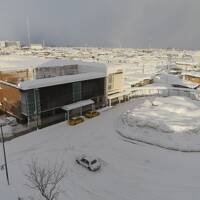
[{"left": 129, "top": 87, "right": 200, "bottom": 101}]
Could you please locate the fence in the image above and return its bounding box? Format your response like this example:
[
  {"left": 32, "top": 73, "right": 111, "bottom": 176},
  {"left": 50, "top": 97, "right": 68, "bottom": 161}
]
[{"left": 129, "top": 87, "right": 200, "bottom": 101}]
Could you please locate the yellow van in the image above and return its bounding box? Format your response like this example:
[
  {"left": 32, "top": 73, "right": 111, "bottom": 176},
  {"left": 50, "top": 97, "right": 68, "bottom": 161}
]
[
  {"left": 84, "top": 110, "right": 100, "bottom": 118},
  {"left": 68, "top": 117, "right": 84, "bottom": 126}
]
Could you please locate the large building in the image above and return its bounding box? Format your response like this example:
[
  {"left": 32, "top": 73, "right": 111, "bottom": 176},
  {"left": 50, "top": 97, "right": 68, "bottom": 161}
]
[
  {"left": 176, "top": 61, "right": 199, "bottom": 71},
  {"left": 106, "top": 64, "right": 128, "bottom": 106},
  {"left": 0, "top": 57, "right": 108, "bottom": 126},
  {"left": 182, "top": 72, "right": 200, "bottom": 84},
  {"left": 30, "top": 44, "right": 43, "bottom": 50},
  {"left": 0, "top": 40, "right": 21, "bottom": 48},
  {"left": 0, "top": 56, "right": 127, "bottom": 127}
]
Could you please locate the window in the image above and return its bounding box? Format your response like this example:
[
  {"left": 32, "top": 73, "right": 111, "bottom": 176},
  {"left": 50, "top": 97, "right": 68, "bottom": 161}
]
[
  {"left": 91, "top": 160, "right": 97, "bottom": 165},
  {"left": 81, "top": 158, "right": 89, "bottom": 165},
  {"left": 108, "top": 74, "right": 114, "bottom": 91},
  {"left": 72, "top": 82, "right": 82, "bottom": 102}
]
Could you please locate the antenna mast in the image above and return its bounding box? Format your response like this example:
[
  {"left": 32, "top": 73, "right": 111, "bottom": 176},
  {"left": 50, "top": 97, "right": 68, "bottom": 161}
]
[{"left": 26, "top": 17, "right": 31, "bottom": 47}]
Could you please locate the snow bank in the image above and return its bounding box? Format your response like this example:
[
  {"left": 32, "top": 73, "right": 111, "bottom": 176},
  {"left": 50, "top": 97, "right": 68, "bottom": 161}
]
[
  {"left": 154, "top": 73, "right": 198, "bottom": 88},
  {"left": 117, "top": 96, "right": 200, "bottom": 152},
  {"left": 0, "top": 185, "right": 18, "bottom": 199},
  {"left": 1, "top": 125, "right": 14, "bottom": 138}
]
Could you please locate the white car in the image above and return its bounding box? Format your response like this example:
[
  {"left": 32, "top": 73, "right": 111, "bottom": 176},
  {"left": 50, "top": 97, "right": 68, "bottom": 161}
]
[{"left": 76, "top": 155, "right": 101, "bottom": 171}]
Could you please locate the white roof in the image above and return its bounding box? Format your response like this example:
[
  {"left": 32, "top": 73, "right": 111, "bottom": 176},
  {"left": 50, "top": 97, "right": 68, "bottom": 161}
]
[
  {"left": 82, "top": 155, "right": 98, "bottom": 162},
  {"left": 38, "top": 59, "right": 107, "bottom": 71},
  {"left": 18, "top": 72, "right": 106, "bottom": 90},
  {"left": 182, "top": 71, "right": 200, "bottom": 78},
  {"left": 176, "top": 62, "right": 198, "bottom": 66},
  {"left": 0, "top": 55, "right": 107, "bottom": 90},
  {"left": 0, "top": 55, "right": 107, "bottom": 73},
  {"left": 62, "top": 99, "right": 94, "bottom": 111},
  {"left": 0, "top": 56, "right": 46, "bottom": 70}
]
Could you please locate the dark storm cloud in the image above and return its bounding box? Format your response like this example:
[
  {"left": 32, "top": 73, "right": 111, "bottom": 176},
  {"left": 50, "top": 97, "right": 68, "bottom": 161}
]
[{"left": 0, "top": 0, "right": 199, "bottom": 49}]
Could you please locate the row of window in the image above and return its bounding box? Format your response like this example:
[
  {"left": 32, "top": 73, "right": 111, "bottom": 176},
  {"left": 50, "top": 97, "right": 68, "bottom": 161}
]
[{"left": 25, "top": 78, "right": 105, "bottom": 113}]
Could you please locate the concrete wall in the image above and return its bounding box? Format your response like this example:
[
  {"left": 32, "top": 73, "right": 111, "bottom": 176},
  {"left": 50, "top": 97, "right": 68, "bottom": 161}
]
[
  {"left": 0, "top": 69, "right": 34, "bottom": 85},
  {"left": 0, "top": 83, "right": 22, "bottom": 119},
  {"left": 184, "top": 75, "right": 200, "bottom": 84}
]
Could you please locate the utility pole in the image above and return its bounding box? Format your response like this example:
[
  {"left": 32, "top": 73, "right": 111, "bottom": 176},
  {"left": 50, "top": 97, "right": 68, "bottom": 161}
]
[
  {"left": 34, "top": 89, "right": 39, "bottom": 130},
  {"left": 1, "top": 124, "right": 9, "bottom": 185},
  {"left": 26, "top": 17, "right": 31, "bottom": 47},
  {"left": 118, "top": 40, "right": 122, "bottom": 49},
  {"left": 42, "top": 40, "right": 45, "bottom": 48},
  {"left": 142, "top": 64, "right": 145, "bottom": 74}
]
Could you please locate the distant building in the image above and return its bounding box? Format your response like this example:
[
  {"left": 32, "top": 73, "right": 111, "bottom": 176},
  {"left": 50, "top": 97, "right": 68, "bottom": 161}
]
[
  {"left": 182, "top": 72, "right": 200, "bottom": 84},
  {"left": 193, "top": 51, "right": 200, "bottom": 64},
  {"left": 0, "top": 40, "right": 21, "bottom": 48},
  {"left": 30, "top": 44, "right": 43, "bottom": 50},
  {"left": 176, "top": 62, "right": 199, "bottom": 71},
  {"left": 106, "top": 64, "right": 128, "bottom": 105}
]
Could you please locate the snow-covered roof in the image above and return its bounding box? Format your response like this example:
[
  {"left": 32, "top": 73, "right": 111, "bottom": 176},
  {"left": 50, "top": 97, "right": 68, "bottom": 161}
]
[
  {"left": 62, "top": 99, "right": 94, "bottom": 111},
  {"left": 0, "top": 55, "right": 107, "bottom": 73},
  {"left": 0, "top": 56, "right": 108, "bottom": 90},
  {"left": 154, "top": 73, "right": 199, "bottom": 89},
  {"left": 182, "top": 71, "right": 200, "bottom": 78},
  {"left": 18, "top": 72, "right": 106, "bottom": 90},
  {"left": 38, "top": 59, "right": 107, "bottom": 71},
  {"left": 176, "top": 61, "right": 198, "bottom": 66},
  {"left": 0, "top": 56, "right": 46, "bottom": 70}
]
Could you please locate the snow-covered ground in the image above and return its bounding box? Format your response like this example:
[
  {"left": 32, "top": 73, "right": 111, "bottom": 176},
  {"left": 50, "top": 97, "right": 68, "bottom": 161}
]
[
  {"left": 117, "top": 96, "right": 200, "bottom": 151},
  {"left": 1, "top": 97, "right": 200, "bottom": 199}
]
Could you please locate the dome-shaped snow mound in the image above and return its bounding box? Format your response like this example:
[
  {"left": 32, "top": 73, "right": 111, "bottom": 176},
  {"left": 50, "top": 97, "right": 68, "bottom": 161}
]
[{"left": 117, "top": 96, "right": 200, "bottom": 152}]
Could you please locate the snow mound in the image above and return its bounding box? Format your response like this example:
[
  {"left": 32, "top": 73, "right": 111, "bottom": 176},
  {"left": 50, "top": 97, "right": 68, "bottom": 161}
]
[{"left": 117, "top": 96, "right": 200, "bottom": 152}]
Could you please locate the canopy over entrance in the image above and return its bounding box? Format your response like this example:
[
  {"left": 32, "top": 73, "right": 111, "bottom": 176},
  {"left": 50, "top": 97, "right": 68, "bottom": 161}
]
[
  {"left": 62, "top": 99, "right": 95, "bottom": 120},
  {"left": 62, "top": 99, "right": 94, "bottom": 111}
]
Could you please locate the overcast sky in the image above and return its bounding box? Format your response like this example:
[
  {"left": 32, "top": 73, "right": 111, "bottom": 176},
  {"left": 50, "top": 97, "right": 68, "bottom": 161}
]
[{"left": 0, "top": 0, "right": 199, "bottom": 49}]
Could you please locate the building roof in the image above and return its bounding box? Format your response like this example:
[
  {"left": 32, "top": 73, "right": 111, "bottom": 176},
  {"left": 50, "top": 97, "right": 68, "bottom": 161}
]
[
  {"left": 0, "top": 55, "right": 107, "bottom": 72},
  {"left": 18, "top": 72, "right": 105, "bottom": 90},
  {"left": 182, "top": 71, "right": 200, "bottom": 78},
  {"left": 0, "top": 56, "right": 107, "bottom": 90},
  {"left": 62, "top": 99, "right": 94, "bottom": 111},
  {"left": 176, "top": 61, "right": 198, "bottom": 66},
  {"left": 0, "top": 56, "right": 45, "bottom": 70}
]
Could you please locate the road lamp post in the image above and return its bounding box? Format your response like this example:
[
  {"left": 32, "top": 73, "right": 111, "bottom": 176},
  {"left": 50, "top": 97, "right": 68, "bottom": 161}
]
[
  {"left": 34, "top": 89, "right": 39, "bottom": 130},
  {"left": 0, "top": 123, "right": 10, "bottom": 185}
]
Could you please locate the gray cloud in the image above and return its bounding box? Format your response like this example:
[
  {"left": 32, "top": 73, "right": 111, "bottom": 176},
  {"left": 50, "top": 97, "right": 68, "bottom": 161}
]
[{"left": 0, "top": 0, "right": 199, "bottom": 49}]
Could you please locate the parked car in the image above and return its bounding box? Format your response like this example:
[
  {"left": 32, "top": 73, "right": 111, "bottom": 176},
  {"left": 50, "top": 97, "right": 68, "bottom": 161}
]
[
  {"left": 5, "top": 117, "right": 17, "bottom": 126},
  {"left": 84, "top": 110, "right": 100, "bottom": 118},
  {"left": 76, "top": 154, "right": 101, "bottom": 171},
  {"left": 68, "top": 117, "right": 84, "bottom": 126}
]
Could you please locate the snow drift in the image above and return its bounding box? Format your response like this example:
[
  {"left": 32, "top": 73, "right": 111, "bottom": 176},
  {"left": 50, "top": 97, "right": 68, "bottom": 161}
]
[{"left": 116, "top": 96, "right": 200, "bottom": 152}]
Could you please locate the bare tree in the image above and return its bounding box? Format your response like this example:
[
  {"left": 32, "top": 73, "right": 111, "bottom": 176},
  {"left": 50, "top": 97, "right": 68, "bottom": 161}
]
[{"left": 25, "top": 160, "right": 67, "bottom": 200}]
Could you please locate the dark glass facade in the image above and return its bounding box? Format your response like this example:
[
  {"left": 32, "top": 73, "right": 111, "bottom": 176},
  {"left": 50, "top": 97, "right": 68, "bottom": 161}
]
[
  {"left": 0, "top": 77, "right": 105, "bottom": 126},
  {"left": 82, "top": 78, "right": 105, "bottom": 100},
  {"left": 39, "top": 78, "right": 105, "bottom": 113},
  {"left": 38, "top": 78, "right": 105, "bottom": 126},
  {"left": 39, "top": 83, "right": 73, "bottom": 112}
]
